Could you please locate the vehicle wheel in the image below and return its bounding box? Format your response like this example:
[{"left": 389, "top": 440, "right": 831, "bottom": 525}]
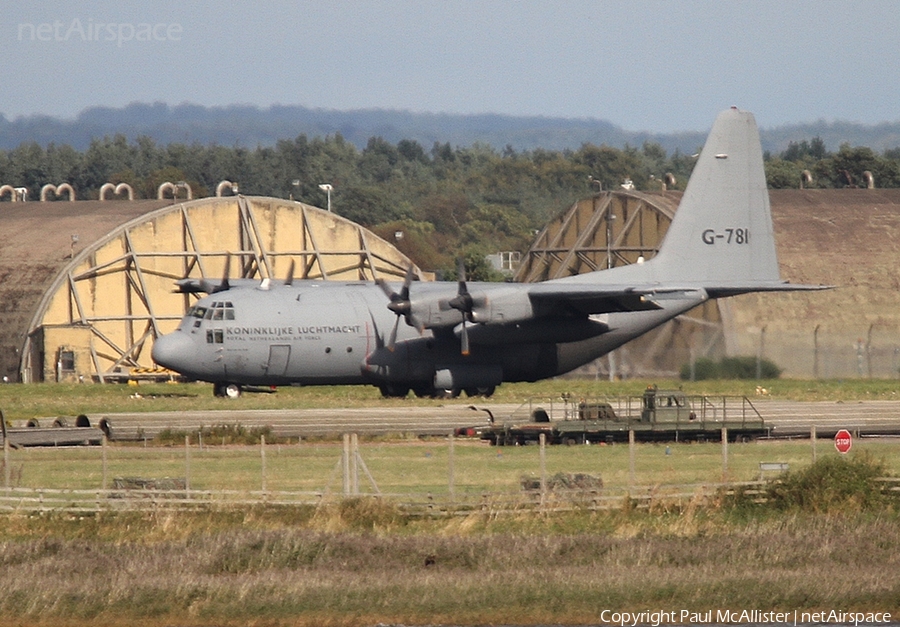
[
  {"left": 224, "top": 383, "right": 242, "bottom": 399},
  {"left": 413, "top": 386, "right": 433, "bottom": 398}
]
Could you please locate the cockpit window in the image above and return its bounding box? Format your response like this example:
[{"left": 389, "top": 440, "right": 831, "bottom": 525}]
[
  {"left": 202, "top": 301, "right": 236, "bottom": 321},
  {"left": 188, "top": 302, "right": 235, "bottom": 322}
]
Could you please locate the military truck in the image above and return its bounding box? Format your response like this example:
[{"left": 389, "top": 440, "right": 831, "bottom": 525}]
[{"left": 471, "top": 386, "right": 770, "bottom": 445}]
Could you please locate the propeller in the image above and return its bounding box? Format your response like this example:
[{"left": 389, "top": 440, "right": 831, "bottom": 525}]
[
  {"left": 174, "top": 253, "right": 232, "bottom": 294},
  {"left": 447, "top": 257, "right": 474, "bottom": 355},
  {"left": 376, "top": 265, "right": 421, "bottom": 351}
]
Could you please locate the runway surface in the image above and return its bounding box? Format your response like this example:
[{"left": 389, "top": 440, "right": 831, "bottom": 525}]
[{"left": 89, "top": 398, "right": 900, "bottom": 440}]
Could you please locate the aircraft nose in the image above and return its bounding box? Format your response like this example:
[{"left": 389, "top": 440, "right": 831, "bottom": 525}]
[{"left": 152, "top": 331, "right": 194, "bottom": 372}]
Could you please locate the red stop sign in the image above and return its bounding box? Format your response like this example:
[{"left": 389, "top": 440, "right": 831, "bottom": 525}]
[{"left": 834, "top": 429, "right": 852, "bottom": 454}]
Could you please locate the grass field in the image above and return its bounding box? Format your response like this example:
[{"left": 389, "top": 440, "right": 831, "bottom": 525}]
[
  {"left": 3, "top": 436, "right": 898, "bottom": 494},
  {"left": 2, "top": 376, "right": 900, "bottom": 421},
  {"left": 2, "top": 379, "right": 900, "bottom": 626}
]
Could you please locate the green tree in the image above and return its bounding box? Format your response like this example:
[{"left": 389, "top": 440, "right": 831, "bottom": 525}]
[{"left": 764, "top": 158, "right": 804, "bottom": 189}]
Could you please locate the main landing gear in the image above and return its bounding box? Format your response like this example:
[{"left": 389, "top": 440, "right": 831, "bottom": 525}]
[
  {"left": 378, "top": 384, "right": 495, "bottom": 399},
  {"left": 213, "top": 382, "right": 242, "bottom": 398}
]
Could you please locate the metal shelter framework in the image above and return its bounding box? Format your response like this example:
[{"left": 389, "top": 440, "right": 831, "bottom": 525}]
[
  {"left": 18, "top": 196, "right": 421, "bottom": 383},
  {"left": 514, "top": 190, "right": 725, "bottom": 378}
]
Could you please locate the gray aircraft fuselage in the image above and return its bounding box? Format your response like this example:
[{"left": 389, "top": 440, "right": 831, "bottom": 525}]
[{"left": 153, "top": 279, "right": 705, "bottom": 397}]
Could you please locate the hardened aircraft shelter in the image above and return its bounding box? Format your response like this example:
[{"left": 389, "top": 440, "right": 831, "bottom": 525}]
[
  {"left": 517, "top": 188, "right": 900, "bottom": 379},
  {"left": 0, "top": 196, "right": 420, "bottom": 383}
]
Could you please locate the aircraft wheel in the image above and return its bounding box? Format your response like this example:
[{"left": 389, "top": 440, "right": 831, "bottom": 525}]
[
  {"left": 379, "top": 384, "right": 410, "bottom": 398},
  {"left": 413, "top": 386, "right": 433, "bottom": 398},
  {"left": 464, "top": 386, "right": 496, "bottom": 398},
  {"left": 215, "top": 383, "right": 242, "bottom": 398},
  {"left": 224, "top": 383, "right": 242, "bottom": 399}
]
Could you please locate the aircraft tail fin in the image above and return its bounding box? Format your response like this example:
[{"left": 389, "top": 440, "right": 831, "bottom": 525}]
[{"left": 650, "top": 107, "right": 782, "bottom": 290}]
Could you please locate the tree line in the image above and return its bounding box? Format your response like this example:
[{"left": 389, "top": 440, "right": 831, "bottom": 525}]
[{"left": 1, "top": 134, "right": 897, "bottom": 277}]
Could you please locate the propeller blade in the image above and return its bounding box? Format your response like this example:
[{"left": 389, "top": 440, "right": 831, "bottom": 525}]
[
  {"left": 212, "top": 253, "right": 232, "bottom": 293},
  {"left": 460, "top": 322, "right": 470, "bottom": 356},
  {"left": 284, "top": 258, "right": 295, "bottom": 286},
  {"left": 375, "top": 278, "right": 396, "bottom": 301},
  {"left": 174, "top": 278, "right": 206, "bottom": 294},
  {"left": 388, "top": 315, "right": 400, "bottom": 351}
]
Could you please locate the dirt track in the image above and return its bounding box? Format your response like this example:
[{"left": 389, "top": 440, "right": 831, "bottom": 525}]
[{"left": 79, "top": 399, "right": 900, "bottom": 440}]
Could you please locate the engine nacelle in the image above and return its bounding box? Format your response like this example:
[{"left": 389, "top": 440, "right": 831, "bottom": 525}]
[
  {"left": 411, "top": 285, "right": 537, "bottom": 329},
  {"left": 468, "top": 286, "right": 535, "bottom": 325}
]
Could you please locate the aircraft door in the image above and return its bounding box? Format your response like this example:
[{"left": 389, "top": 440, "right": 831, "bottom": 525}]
[{"left": 266, "top": 345, "right": 291, "bottom": 377}]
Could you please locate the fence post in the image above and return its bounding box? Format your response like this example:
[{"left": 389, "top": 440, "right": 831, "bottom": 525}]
[
  {"left": 185, "top": 434, "right": 191, "bottom": 495},
  {"left": 811, "top": 425, "right": 817, "bottom": 463},
  {"left": 102, "top": 434, "right": 108, "bottom": 491},
  {"left": 342, "top": 434, "right": 351, "bottom": 496},
  {"left": 261, "top": 434, "right": 267, "bottom": 492},
  {"left": 721, "top": 427, "right": 729, "bottom": 480},
  {"left": 539, "top": 432, "right": 547, "bottom": 508},
  {"left": 351, "top": 433, "right": 359, "bottom": 496},
  {"left": 3, "top": 429, "right": 9, "bottom": 492},
  {"left": 448, "top": 432, "right": 456, "bottom": 500},
  {"left": 628, "top": 429, "right": 636, "bottom": 488}
]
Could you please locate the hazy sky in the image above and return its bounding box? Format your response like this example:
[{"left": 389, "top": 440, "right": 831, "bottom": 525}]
[{"left": 3, "top": 0, "right": 899, "bottom": 133}]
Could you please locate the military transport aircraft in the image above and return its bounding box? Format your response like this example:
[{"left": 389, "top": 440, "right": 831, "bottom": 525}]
[{"left": 152, "top": 108, "right": 828, "bottom": 398}]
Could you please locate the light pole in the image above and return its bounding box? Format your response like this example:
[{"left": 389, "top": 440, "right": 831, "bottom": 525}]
[{"left": 318, "top": 183, "right": 333, "bottom": 212}]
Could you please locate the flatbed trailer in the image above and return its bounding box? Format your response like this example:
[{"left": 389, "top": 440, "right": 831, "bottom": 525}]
[{"left": 472, "top": 387, "right": 771, "bottom": 446}]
